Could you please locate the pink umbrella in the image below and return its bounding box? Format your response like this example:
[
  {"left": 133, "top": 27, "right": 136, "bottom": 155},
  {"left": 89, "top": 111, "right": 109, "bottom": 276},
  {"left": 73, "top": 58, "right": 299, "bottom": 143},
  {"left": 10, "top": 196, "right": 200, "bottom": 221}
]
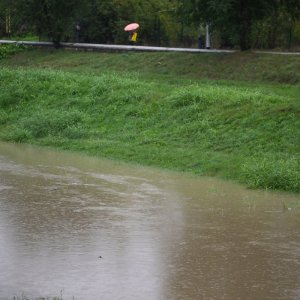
[{"left": 124, "top": 23, "right": 139, "bottom": 32}]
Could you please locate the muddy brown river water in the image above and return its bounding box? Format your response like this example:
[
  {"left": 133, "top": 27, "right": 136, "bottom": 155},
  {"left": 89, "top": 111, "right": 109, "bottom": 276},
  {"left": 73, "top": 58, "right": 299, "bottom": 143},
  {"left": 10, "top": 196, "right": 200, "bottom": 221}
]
[{"left": 0, "top": 141, "right": 299, "bottom": 300}]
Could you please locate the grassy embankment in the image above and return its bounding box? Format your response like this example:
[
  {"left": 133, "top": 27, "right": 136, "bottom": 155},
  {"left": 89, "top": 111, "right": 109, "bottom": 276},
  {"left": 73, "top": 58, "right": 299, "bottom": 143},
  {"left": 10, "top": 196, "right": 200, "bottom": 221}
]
[{"left": 0, "top": 47, "right": 299, "bottom": 192}]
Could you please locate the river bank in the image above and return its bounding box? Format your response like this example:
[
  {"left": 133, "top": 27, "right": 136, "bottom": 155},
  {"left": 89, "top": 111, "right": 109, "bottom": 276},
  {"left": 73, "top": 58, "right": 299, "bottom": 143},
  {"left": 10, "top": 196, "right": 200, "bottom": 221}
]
[{"left": 0, "top": 48, "right": 299, "bottom": 192}]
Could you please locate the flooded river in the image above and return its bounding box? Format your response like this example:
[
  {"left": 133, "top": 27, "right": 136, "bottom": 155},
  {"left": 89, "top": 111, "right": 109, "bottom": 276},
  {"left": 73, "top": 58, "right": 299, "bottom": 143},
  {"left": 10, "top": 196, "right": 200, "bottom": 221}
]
[{"left": 0, "top": 142, "right": 299, "bottom": 300}]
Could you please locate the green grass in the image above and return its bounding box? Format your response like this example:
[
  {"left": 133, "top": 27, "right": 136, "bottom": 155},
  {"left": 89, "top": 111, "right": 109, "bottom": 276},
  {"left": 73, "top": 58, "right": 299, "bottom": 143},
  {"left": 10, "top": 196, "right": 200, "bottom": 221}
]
[
  {"left": 0, "top": 44, "right": 30, "bottom": 59},
  {"left": 1, "top": 33, "right": 39, "bottom": 41},
  {"left": 1, "top": 48, "right": 300, "bottom": 84},
  {"left": 0, "top": 49, "right": 299, "bottom": 192}
]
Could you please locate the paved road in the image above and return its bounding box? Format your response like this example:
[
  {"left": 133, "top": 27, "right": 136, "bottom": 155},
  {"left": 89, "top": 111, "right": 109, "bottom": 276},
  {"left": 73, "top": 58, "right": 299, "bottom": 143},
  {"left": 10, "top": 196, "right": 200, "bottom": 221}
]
[{"left": 1, "top": 39, "right": 300, "bottom": 55}]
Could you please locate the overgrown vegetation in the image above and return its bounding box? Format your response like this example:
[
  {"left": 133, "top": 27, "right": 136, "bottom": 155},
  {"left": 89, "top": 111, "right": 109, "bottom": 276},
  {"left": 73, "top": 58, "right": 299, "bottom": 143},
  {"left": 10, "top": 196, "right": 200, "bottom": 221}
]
[
  {"left": 1, "top": 49, "right": 300, "bottom": 84},
  {"left": 0, "top": 43, "right": 29, "bottom": 59},
  {"left": 0, "top": 0, "right": 300, "bottom": 49},
  {"left": 0, "top": 50, "right": 299, "bottom": 193}
]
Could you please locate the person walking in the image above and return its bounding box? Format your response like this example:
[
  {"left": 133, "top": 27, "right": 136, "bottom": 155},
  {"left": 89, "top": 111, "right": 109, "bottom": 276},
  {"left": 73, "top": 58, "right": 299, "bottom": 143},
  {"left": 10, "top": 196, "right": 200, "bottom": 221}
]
[
  {"left": 129, "top": 30, "right": 138, "bottom": 45},
  {"left": 75, "top": 22, "right": 81, "bottom": 42}
]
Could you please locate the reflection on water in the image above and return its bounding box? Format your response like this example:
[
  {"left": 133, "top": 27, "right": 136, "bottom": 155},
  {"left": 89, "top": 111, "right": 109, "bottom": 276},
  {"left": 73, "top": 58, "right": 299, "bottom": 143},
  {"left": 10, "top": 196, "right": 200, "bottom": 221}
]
[{"left": 0, "top": 142, "right": 299, "bottom": 300}]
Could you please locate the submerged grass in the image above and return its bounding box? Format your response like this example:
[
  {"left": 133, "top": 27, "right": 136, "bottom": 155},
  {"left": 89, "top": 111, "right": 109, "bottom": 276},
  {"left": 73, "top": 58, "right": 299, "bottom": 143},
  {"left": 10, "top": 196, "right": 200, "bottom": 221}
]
[{"left": 0, "top": 50, "right": 299, "bottom": 193}]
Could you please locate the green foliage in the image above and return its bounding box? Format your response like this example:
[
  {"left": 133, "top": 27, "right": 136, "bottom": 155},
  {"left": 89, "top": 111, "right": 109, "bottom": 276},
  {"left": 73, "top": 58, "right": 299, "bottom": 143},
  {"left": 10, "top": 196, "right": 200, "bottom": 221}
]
[
  {"left": 241, "top": 156, "right": 300, "bottom": 192},
  {"left": 0, "top": 59, "right": 299, "bottom": 193},
  {"left": 0, "top": 111, "right": 8, "bottom": 124},
  {"left": 6, "top": 50, "right": 298, "bottom": 84},
  {"left": 78, "top": 0, "right": 118, "bottom": 43},
  {"left": 12, "top": 0, "right": 82, "bottom": 45},
  {"left": 188, "top": 0, "right": 279, "bottom": 50},
  {"left": 2, "top": 0, "right": 300, "bottom": 49},
  {"left": 252, "top": 4, "right": 300, "bottom": 49},
  {"left": 0, "top": 44, "right": 28, "bottom": 59},
  {"left": 112, "top": 0, "right": 182, "bottom": 45},
  {"left": 4, "top": 126, "right": 32, "bottom": 143},
  {"left": 20, "top": 110, "right": 85, "bottom": 138}
]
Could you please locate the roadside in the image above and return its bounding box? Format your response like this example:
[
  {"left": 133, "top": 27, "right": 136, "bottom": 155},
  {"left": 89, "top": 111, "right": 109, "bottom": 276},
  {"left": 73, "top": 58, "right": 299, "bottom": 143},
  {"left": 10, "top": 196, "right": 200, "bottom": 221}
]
[
  {"left": 2, "top": 39, "right": 300, "bottom": 55},
  {"left": 0, "top": 39, "right": 235, "bottom": 53}
]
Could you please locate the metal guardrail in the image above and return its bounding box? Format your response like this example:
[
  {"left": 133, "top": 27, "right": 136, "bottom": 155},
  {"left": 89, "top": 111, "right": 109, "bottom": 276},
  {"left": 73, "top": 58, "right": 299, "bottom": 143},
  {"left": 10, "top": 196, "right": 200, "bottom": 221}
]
[
  {"left": 0, "top": 39, "right": 236, "bottom": 53},
  {"left": 1, "top": 40, "right": 300, "bottom": 55}
]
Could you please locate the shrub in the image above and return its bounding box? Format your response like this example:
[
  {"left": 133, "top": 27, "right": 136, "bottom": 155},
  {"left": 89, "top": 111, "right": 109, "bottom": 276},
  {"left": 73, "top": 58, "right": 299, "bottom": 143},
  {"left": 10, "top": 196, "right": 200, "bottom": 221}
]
[
  {"left": 0, "top": 44, "right": 30, "bottom": 59},
  {"left": 241, "top": 155, "right": 300, "bottom": 192},
  {"left": 2, "top": 126, "right": 32, "bottom": 143}
]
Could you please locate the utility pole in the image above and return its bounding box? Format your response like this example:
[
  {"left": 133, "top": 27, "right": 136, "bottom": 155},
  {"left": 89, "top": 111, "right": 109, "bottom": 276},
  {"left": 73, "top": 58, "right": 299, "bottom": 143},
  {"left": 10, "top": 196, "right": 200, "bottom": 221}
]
[{"left": 205, "top": 24, "right": 210, "bottom": 49}]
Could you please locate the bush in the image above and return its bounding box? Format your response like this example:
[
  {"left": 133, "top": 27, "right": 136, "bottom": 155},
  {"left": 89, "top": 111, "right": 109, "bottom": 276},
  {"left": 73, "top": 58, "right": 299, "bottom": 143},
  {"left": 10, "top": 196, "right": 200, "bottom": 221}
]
[
  {"left": 2, "top": 126, "right": 32, "bottom": 143},
  {"left": 241, "top": 155, "right": 300, "bottom": 192},
  {"left": 0, "top": 44, "right": 29, "bottom": 59}
]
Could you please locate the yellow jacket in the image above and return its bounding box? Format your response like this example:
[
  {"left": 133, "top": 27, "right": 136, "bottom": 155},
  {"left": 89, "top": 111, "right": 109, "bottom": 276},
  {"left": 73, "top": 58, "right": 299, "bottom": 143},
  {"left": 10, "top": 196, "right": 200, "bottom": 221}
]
[{"left": 132, "top": 32, "right": 137, "bottom": 42}]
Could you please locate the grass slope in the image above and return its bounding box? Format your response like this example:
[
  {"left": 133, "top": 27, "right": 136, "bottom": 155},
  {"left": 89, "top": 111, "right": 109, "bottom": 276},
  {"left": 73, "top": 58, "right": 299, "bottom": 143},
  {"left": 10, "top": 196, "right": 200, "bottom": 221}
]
[
  {"left": 1, "top": 48, "right": 300, "bottom": 84},
  {"left": 0, "top": 49, "right": 299, "bottom": 192}
]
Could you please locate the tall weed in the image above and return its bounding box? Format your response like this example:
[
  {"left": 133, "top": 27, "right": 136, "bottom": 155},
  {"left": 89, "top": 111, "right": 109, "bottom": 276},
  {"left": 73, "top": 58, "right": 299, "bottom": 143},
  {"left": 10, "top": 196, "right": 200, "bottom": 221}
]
[
  {"left": 0, "top": 67, "right": 299, "bottom": 193},
  {"left": 0, "top": 44, "right": 29, "bottom": 59},
  {"left": 241, "top": 156, "right": 300, "bottom": 192}
]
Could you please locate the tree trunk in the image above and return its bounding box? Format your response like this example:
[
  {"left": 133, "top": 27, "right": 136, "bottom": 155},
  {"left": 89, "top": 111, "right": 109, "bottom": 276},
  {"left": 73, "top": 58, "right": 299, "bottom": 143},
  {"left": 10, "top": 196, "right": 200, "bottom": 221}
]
[
  {"left": 239, "top": 22, "right": 252, "bottom": 50},
  {"left": 238, "top": 2, "right": 252, "bottom": 51}
]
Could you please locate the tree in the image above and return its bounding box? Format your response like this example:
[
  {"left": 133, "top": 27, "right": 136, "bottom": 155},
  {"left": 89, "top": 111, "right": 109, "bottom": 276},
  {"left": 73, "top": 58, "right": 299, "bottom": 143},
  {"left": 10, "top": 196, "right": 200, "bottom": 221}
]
[
  {"left": 282, "top": 0, "right": 300, "bottom": 21},
  {"left": 13, "top": 0, "right": 82, "bottom": 46},
  {"left": 280, "top": 0, "right": 300, "bottom": 48},
  {"left": 187, "top": 0, "right": 277, "bottom": 50},
  {"left": 0, "top": 0, "right": 14, "bottom": 36},
  {"left": 78, "top": 0, "right": 117, "bottom": 43},
  {"left": 112, "top": 0, "right": 181, "bottom": 45}
]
